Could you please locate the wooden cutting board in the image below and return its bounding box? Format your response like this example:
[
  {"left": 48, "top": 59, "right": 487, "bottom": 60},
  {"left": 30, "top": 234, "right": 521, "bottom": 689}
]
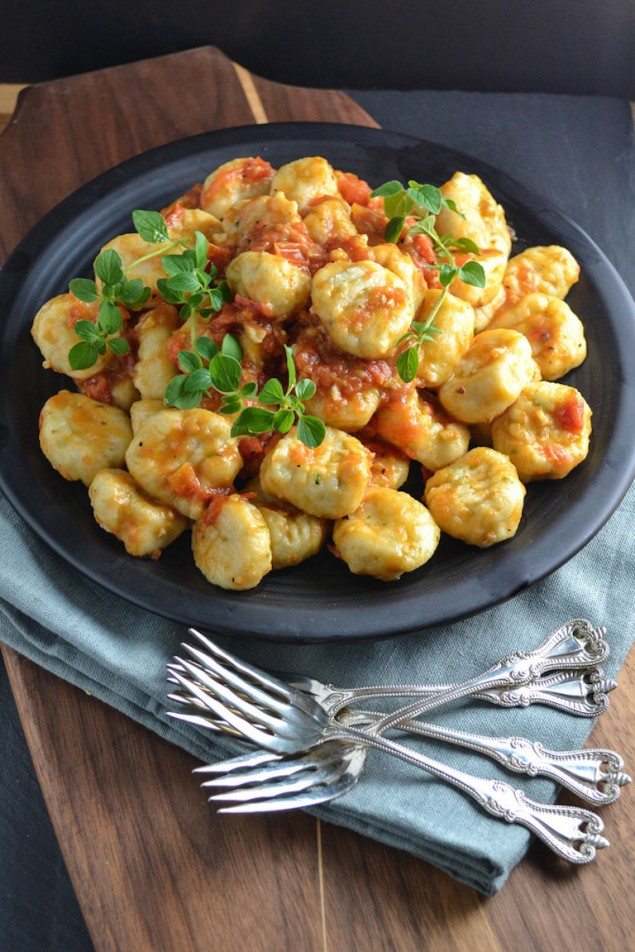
[{"left": 1, "top": 46, "right": 633, "bottom": 952}]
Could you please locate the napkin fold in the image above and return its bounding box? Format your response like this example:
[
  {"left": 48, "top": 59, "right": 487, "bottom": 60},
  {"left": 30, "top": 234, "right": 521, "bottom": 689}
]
[{"left": 1, "top": 483, "right": 633, "bottom": 895}]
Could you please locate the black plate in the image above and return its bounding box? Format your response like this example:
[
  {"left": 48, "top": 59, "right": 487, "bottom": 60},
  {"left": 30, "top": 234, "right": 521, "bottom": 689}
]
[{"left": 1, "top": 123, "right": 634, "bottom": 642}]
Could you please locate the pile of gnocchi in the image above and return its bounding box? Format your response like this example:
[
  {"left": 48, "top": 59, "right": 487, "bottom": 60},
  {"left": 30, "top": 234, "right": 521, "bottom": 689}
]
[{"left": 32, "top": 155, "right": 592, "bottom": 589}]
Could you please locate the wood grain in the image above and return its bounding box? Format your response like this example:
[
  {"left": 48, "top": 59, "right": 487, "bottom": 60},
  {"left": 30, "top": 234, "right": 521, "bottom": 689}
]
[{"left": 1, "top": 46, "right": 633, "bottom": 951}]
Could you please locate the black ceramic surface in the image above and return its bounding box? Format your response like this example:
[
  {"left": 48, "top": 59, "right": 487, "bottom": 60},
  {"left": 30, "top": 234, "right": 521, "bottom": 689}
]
[{"left": 1, "top": 123, "right": 634, "bottom": 642}]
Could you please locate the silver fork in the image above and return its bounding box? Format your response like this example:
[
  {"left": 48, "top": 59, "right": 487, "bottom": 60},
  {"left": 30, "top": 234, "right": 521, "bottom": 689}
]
[
  {"left": 173, "top": 692, "right": 628, "bottom": 805},
  {"left": 167, "top": 628, "right": 613, "bottom": 862}
]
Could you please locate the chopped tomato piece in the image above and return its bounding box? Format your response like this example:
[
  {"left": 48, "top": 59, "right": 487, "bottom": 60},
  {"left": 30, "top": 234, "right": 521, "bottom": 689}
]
[
  {"left": 336, "top": 171, "right": 372, "bottom": 206},
  {"left": 161, "top": 184, "right": 202, "bottom": 216},
  {"left": 554, "top": 396, "right": 585, "bottom": 433}
]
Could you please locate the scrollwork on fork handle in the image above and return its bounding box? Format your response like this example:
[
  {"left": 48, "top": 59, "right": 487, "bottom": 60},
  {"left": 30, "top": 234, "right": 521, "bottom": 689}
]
[{"left": 474, "top": 668, "right": 617, "bottom": 717}]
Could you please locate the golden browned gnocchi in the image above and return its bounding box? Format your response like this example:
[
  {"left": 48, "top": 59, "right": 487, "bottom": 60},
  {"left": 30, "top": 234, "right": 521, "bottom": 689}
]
[
  {"left": 302, "top": 197, "right": 357, "bottom": 245},
  {"left": 32, "top": 154, "right": 591, "bottom": 591},
  {"left": 488, "top": 292, "right": 586, "bottom": 380},
  {"left": 129, "top": 398, "right": 164, "bottom": 434},
  {"left": 31, "top": 294, "right": 111, "bottom": 381},
  {"left": 311, "top": 259, "right": 413, "bottom": 358},
  {"left": 199, "top": 157, "right": 275, "bottom": 219},
  {"left": 363, "top": 440, "right": 411, "bottom": 490},
  {"left": 270, "top": 156, "right": 339, "bottom": 212},
  {"left": 125, "top": 408, "right": 242, "bottom": 519},
  {"left": 97, "top": 234, "right": 168, "bottom": 294},
  {"left": 438, "top": 328, "right": 540, "bottom": 424},
  {"left": 221, "top": 192, "right": 301, "bottom": 242},
  {"left": 88, "top": 469, "right": 189, "bottom": 556},
  {"left": 501, "top": 246, "right": 580, "bottom": 305},
  {"left": 375, "top": 389, "right": 470, "bottom": 471},
  {"left": 333, "top": 487, "right": 440, "bottom": 580},
  {"left": 491, "top": 382, "right": 592, "bottom": 481},
  {"left": 436, "top": 172, "right": 512, "bottom": 257},
  {"left": 39, "top": 391, "right": 132, "bottom": 486},
  {"left": 415, "top": 290, "right": 475, "bottom": 387},
  {"left": 246, "top": 478, "right": 328, "bottom": 569},
  {"left": 226, "top": 251, "right": 311, "bottom": 318},
  {"left": 192, "top": 494, "right": 272, "bottom": 590},
  {"left": 424, "top": 447, "right": 526, "bottom": 547},
  {"left": 260, "top": 426, "right": 372, "bottom": 519},
  {"left": 133, "top": 303, "right": 179, "bottom": 399}
]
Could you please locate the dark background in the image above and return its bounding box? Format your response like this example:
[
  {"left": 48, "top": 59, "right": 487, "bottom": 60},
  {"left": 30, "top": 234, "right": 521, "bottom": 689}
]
[{"left": 2, "top": 0, "right": 634, "bottom": 96}]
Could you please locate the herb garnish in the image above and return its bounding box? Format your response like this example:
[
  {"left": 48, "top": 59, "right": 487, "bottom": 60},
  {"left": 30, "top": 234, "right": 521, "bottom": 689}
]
[
  {"left": 370, "top": 180, "right": 487, "bottom": 382},
  {"left": 165, "top": 343, "right": 326, "bottom": 449}
]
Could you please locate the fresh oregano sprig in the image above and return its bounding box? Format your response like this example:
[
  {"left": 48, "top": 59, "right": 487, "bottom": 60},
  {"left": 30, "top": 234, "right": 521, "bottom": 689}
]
[
  {"left": 371, "top": 179, "right": 487, "bottom": 383},
  {"left": 67, "top": 209, "right": 219, "bottom": 371},
  {"left": 164, "top": 343, "right": 326, "bottom": 449},
  {"left": 232, "top": 346, "right": 325, "bottom": 448}
]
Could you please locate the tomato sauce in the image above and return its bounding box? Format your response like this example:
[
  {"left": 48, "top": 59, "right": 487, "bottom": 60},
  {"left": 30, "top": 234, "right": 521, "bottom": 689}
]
[{"left": 554, "top": 396, "right": 585, "bottom": 433}]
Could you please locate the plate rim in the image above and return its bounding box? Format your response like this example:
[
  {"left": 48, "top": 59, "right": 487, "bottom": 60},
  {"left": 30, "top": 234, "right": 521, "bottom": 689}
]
[{"left": 1, "top": 120, "right": 634, "bottom": 642}]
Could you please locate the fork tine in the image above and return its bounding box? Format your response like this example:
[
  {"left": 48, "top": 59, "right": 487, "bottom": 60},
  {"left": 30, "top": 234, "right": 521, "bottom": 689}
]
[
  {"left": 208, "top": 770, "right": 336, "bottom": 803},
  {"left": 169, "top": 669, "right": 277, "bottom": 749},
  {"left": 193, "top": 751, "right": 281, "bottom": 774},
  {"left": 187, "top": 630, "right": 294, "bottom": 701},
  {"left": 216, "top": 777, "right": 356, "bottom": 812},
  {"left": 181, "top": 644, "right": 293, "bottom": 718},
  {"left": 175, "top": 657, "right": 285, "bottom": 731},
  {"left": 200, "top": 758, "right": 321, "bottom": 788}
]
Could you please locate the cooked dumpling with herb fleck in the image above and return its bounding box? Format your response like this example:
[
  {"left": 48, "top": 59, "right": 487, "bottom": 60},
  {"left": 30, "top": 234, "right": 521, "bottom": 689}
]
[
  {"left": 332, "top": 487, "right": 440, "bottom": 580},
  {"left": 39, "top": 391, "right": 132, "bottom": 486},
  {"left": 89, "top": 469, "right": 189, "bottom": 557},
  {"left": 425, "top": 447, "right": 526, "bottom": 547},
  {"left": 491, "top": 382, "right": 592, "bottom": 481},
  {"left": 192, "top": 494, "right": 272, "bottom": 589}
]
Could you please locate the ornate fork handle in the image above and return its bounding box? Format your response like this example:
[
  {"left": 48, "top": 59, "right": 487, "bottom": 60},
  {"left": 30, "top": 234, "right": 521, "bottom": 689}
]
[
  {"left": 475, "top": 669, "right": 617, "bottom": 717},
  {"left": 344, "top": 711, "right": 629, "bottom": 804},
  {"left": 322, "top": 726, "right": 609, "bottom": 863},
  {"left": 318, "top": 618, "right": 608, "bottom": 716}
]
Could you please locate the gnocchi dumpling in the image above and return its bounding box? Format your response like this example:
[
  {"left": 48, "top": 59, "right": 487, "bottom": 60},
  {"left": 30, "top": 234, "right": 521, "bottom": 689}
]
[
  {"left": 415, "top": 290, "right": 475, "bottom": 387},
  {"left": 164, "top": 206, "right": 222, "bottom": 241},
  {"left": 133, "top": 303, "right": 179, "bottom": 399},
  {"left": 501, "top": 246, "right": 580, "bottom": 306},
  {"left": 260, "top": 426, "right": 371, "bottom": 519},
  {"left": 31, "top": 294, "right": 111, "bottom": 381},
  {"left": 491, "top": 382, "right": 592, "bottom": 481},
  {"left": 89, "top": 469, "right": 189, "bottom": 556},
  {"left": 130, "top": 398, "right": 164, "bottom": 434},
  {"left": 246, "top": 479, "right": 328, "bottom": 569},
  {"left": 375, "top": 389, "right": 470, "bottom": 471},
  {"left": 371, "top": 243, "right": 426, "bottom": 310},
  {"left": 221, "top": 192, "right": 301, "bottom": 242},
  {"left": 304, "top": 386, "right": 381, "bottom": 433},
  {"left": 311, "top": 259, "right": 413, "bottom": 359},
  {"left": 125, "top": 408, "right": 242, "bottom": 519},
  {"left": 362, "top": 440, "right": 411, "bottom": 490},
  {"left": 39, "top": 391, "right": 132, "bottom": 486},
  {"left": 488, "top": 292, "right": 587, "bottom": 380},
  {"left": 200, "top": 157, "right": 275, "bottom": 219},
  {"left": 226, "top": 251, "right": 311, "bottom": 319},
  {"left": 449, "top": 248, "right": 508, "bottom": 309},
  {"left": 438, "top": 328, "right": 540, "bottom": 424},
  {"left": 302, "top": 197, "right": 357, "bottom": 245},
  {"left": 270, "top": 156, "right": 339, "bottom": 212},
  {"left": 332, "top": 487, "right": 440, "bottom": 581},
  {"left": 97, "top": 234, "right": 168, "bottom": 294},
  {"left": 474, "top": 284, "right": 506, "bottom": 332},
  {"left": 192, "top": 494, "right": 272, "bottom": 589},
  {"left": 436, "top": 172, "right": 512, "bottom": 257},
  {"left": 424, "top": 447, "right": 526, "bottom": 547}
]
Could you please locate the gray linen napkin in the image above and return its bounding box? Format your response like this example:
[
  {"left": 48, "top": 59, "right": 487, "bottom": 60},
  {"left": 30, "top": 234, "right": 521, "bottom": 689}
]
[{"left": 1, "top": 481, "right": 633, "bottom": 895}]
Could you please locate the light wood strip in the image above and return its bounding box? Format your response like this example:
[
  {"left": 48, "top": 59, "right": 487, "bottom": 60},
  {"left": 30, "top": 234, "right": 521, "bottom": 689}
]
[{"left": 232, "top": 62, "right": 270, "bottom": 124}]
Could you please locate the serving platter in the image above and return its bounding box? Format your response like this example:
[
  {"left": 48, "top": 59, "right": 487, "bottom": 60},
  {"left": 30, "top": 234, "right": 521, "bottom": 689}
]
[{"left": 0, "top": 121, "right": 634, "bottom": 641}]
